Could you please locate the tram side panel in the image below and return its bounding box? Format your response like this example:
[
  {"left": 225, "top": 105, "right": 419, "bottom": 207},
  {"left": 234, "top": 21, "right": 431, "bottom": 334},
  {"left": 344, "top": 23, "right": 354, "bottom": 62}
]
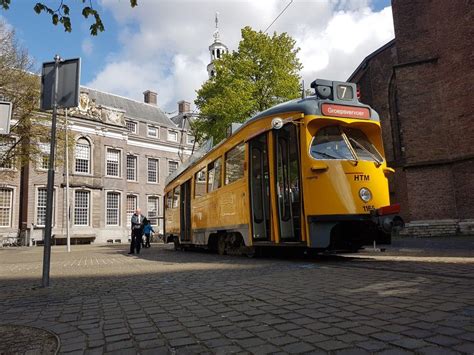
[{"left": 192, "top": 178, "right": 250, "bottom": 246}]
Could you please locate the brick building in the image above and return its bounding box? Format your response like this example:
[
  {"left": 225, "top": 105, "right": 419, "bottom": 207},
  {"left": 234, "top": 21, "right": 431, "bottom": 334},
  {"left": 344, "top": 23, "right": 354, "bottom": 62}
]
[
  {"left": 348, "top": 0, "right": 474, "bottom": 236},
  {"left": 0, "top": 87, "right": 195, "bottom": 245}
]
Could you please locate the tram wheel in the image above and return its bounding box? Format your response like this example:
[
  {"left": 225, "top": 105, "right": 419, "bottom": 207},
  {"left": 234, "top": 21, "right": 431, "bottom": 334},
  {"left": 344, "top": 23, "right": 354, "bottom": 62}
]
[{"left": 217, "top": 236, "right": 227, "bottom": 255}]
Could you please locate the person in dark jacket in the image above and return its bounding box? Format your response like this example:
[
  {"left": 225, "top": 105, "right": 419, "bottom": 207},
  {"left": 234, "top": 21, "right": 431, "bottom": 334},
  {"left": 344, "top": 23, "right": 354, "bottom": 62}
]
[
  {"left": 129, "top": 208, "right": 145, "bottom": 254},
  {"left": 143, "top": 220, "right": 154, "bottom": 248}
]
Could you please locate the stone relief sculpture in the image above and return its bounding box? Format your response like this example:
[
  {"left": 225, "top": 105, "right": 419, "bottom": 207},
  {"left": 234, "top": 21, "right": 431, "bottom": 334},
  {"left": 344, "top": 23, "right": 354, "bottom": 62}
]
[{"left": 69, "top": 91, "right": 125, "bottom": 127}]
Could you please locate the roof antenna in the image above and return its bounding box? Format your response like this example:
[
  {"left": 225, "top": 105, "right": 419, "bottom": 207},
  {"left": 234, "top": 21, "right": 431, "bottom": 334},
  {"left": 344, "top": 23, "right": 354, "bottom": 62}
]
[{"left": 301, "top": 80, "right": 306, "bottom": 99}]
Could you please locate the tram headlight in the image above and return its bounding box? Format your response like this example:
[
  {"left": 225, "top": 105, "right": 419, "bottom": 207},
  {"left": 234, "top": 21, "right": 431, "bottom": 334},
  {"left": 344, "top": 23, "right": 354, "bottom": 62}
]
[{"left": 359, "top": 187, "right": 372, "bottom": 202}]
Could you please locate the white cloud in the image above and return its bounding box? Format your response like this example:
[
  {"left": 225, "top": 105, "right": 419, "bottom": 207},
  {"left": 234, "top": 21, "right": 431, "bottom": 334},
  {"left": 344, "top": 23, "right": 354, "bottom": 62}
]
[{"left": 89, "top": 0, "right": 394, "bottom": 112}]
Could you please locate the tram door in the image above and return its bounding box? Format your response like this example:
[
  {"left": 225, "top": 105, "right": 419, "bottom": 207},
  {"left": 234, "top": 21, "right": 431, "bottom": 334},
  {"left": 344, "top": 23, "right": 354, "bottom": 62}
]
[
  {"left": 180, "top": 179, "right": 192, "bottom": 242},
  {"left": 275, "top": 124, "right": 301, "bottom": 241},
  {"left": 249, "top": 133, "right": 271, "bottom": 241}
]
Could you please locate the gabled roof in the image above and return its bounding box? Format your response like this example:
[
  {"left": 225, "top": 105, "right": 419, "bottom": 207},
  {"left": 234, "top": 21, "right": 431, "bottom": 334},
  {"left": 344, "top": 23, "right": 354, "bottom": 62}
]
[
  {"left": 81, "top": 86, "right": 176, "bottom": 128},
  {"left": 347, "top": 39, "right": 396, "bottom": 82}
]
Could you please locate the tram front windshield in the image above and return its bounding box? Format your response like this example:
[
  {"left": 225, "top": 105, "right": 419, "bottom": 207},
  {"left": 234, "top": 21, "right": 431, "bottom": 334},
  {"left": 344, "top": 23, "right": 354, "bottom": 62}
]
[{"left": 310, "top": 125, "right": 383, "bottom": 163}]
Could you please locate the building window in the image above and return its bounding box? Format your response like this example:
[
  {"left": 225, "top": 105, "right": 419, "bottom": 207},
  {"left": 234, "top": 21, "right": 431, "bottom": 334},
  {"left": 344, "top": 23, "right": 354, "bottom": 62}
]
[
  {"left": 0, "top": 188, "right": 12, "bottom": 227},
  {"left": 168, "top": 130, "right": 178, "bottom": 142},
  {"left": 194, "top": 168, "right": 206, "bottom": 198},
  {"left": 207, "top": 158, "right": 222, "bottom": 192},
  {"left": 168, "top": 161, "right": 178, "bottom": 175},
  {"left": 0, "top": 139, "right": 14, "bottom": 170},
  {"left": 75, "top": 138, "right": 91, "bottom": 174},
  {"left": 225, "top": 143, "right": 245, "bottom": 185},
  {"left": 147, "top": 158, "right": 159, "bottom": 183},
  {"left": 40, "top": 155, "right": 49, "bottom": 170},
  {"left": 187, "top": 134, "right": 195, "bottom": 145},
  {"left": 74, "top": 190, "right": 90, "bottom": 226},
  {"left": 106, "top": 148, "right": 121, "bottom": 177},
  {"left": 106, "top": 192, "right": 120, "bottom": 226},
  {"left": 147, "top": 196, "right": 159, "bottom": 226},
  {"left": 126, "top": 195, "right": 137, "bottom": 227},
  {"left": 126, "top": 155, "right": 137, "bottom": 181},
  {"left": 147, "top": 126, "right": 158, "bottom": 138},
  {"left": 126, "top": 121, "right": 137, "bottom": 134},
  {"left": 36, "top": 188, "right": 55, "bottom": 227}
]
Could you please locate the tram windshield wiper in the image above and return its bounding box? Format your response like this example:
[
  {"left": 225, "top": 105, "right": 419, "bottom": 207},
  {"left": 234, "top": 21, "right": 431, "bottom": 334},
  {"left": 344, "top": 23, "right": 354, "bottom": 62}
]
[
  {"left": 348, "top": 137, "right": 383, "bottom": 166},
  {"left": 311, "top": 150, "right": 339, "bottom": 160}
]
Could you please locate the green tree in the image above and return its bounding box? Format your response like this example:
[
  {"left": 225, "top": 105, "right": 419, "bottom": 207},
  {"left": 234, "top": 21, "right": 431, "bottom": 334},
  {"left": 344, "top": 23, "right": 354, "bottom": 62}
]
[
  {"left": 0, "top": 0, "right": 138, "bottom": 35},
  {"left": 0, "top": 21, "right": 70, "bottom": 171},
  {"left": 194, "top": 26, "right": 302, "bottom": 143}
]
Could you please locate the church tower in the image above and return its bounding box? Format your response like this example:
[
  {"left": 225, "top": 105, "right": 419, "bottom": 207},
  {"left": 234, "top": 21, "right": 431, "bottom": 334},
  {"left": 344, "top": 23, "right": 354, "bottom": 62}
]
[{"left": 207, "top": 13, "right": 228, "bottom": 79}]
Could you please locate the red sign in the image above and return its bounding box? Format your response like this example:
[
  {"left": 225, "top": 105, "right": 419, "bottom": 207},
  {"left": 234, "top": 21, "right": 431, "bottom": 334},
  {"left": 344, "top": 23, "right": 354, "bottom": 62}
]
[{"left": 321, "top": 103, "right": 370, "bottom": 119}]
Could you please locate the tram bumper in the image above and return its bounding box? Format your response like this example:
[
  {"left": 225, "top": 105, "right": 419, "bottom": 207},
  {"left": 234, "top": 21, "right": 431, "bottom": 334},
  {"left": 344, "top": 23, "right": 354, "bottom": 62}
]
[
  {"left": 307, "top": 204, "right": 404, "bottom": 251},
  {"left": 371, "top": 203, "right": 404, "bottom": 235}
]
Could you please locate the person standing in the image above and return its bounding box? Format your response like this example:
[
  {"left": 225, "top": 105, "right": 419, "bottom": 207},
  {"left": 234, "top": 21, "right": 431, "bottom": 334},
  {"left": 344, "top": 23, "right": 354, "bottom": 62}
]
[
  {"left": 129, "top": 208, "right": 145, "bottom": 254},
  {"left": 143, "top": 220, "right": 154, "bottom": 248}
]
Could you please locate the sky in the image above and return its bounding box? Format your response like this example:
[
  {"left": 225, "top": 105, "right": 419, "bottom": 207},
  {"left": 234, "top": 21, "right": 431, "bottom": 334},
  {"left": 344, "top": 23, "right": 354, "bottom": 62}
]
[{"left": 1, "top": 0, "right": 394, "bottom": 114}]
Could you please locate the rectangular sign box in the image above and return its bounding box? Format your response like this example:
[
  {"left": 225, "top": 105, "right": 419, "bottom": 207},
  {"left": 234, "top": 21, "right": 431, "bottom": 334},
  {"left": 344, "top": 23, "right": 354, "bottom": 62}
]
[
  {"left": 41, "top": 58, "right": 81, "bottom": 110},
  {"left": 321, "top": 103, "right": 370, "bottom": 119},
  {"left": 0, "top": 101, "right": 12, "bottom": 135}
]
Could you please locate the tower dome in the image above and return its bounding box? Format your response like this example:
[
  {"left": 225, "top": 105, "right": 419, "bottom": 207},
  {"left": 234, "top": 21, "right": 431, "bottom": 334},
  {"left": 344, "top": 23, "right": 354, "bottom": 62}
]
[{"left": 207, "top": 12, "right": 228, "bottom": 79}]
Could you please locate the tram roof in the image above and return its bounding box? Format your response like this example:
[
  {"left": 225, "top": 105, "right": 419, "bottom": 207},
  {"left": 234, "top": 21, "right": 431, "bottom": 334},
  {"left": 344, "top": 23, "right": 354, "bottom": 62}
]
[{"left": 165, "top": 95, "right": 379, "bottom": 187}]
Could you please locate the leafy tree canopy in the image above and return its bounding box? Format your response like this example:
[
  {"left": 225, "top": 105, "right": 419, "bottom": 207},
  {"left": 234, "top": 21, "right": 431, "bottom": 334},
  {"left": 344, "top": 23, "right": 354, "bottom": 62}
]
[
  {"left": 194, "top": 26, "right": 302, "bottom": 144},
  {"left": 0, "top": 21, "right": 70, "bottom": 170},
  {"left": 0, "top": 0, "right": 138, "bottom": 35}
]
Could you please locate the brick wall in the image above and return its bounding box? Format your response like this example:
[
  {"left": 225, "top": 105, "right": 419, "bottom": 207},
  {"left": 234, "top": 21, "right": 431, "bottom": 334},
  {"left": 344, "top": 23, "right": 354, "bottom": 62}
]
[{"left": 350, "top": 0, "right": 473, "bottom": 236}]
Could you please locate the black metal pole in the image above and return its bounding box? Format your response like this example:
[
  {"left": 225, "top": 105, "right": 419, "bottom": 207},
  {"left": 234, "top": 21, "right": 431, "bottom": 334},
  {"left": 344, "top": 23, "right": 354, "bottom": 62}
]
[{"left": 42, "top": 54, "right": 61, "bottom": 288}]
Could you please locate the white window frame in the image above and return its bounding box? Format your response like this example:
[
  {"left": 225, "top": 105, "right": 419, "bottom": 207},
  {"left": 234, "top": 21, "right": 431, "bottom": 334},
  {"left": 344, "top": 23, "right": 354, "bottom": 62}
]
[
  {"left": 126, "top": 194, "right": 138, "bottom": 227},
  {"left": 105, "top": 147, "right": 122, "bottom": 178},
  {"left": 147, "top": 158, "right": 159, "bottom": 184},
  {"left": 105, "top": 191, "right": 121, "bottom": 227},
  {"left": 167, "top": 130, "right": 178, "bottom": 142},
  {"left": 74, "top": 137, "right": 92, "bottom": 175},
  {"left": 73, "top": 189, "right": 91, "bottom": 227},
  {"left": 0, "top": 138, "right": 15, "bottom": 171},
  {"left": 0, "top": 187, "right": 14, "bottom": 228},
  {"left": 126, "top": 120, "right": 137, "bottom": 134},
  {"left": 147, "top": 125, "right": 159, "bottom": 138},
  {"left": 147, "top": 195, "right": 160, "bottom": 226},
  {"left": 126, "top": 154, "right": 138, "bottom": 182},
  {"left": 35, "top": 186, "right": 57, "bottom": 227},
  {"left": 168, "top": 160, "right": 178, "bottom": 175},
  {"left": 187, "top": 134, "right": 195, "bottom": 145}
]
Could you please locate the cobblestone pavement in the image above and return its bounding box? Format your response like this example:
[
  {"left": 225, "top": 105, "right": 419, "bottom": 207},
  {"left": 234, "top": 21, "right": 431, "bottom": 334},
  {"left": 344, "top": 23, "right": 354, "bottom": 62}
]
[{"left": 0, "top": 244, "right": 473, "bottom": 355}]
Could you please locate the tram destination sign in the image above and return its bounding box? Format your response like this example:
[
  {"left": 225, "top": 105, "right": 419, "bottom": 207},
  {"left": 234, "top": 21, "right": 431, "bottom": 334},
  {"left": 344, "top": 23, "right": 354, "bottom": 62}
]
[{"left": 321, "top": 103, "right": 370, "bottom": 119}]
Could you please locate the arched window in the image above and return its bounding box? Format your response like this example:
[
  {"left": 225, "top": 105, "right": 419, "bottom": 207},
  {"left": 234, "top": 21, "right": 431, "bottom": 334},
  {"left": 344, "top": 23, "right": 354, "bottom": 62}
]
[{"left": 75, "top": 137, "right": 91, "bottom": 174}]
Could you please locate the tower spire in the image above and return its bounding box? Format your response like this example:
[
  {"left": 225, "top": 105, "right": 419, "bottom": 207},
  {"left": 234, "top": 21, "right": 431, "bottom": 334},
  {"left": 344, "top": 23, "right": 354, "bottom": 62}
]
[
  {"left": 207, "top": 12, "right": 228, "bottom": 79},
  {"left": 213, "top": 12, "right": 220, "bottom": 42}
]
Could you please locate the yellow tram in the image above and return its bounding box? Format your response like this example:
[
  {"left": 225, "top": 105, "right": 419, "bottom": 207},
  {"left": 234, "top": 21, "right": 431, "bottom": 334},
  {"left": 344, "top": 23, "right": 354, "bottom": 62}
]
[{"left": 164, "top": 79, "right": 403, "bottom": 255}]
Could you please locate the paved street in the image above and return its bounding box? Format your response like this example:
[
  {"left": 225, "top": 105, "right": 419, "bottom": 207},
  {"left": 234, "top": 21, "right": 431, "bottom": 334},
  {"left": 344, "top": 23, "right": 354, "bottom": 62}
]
[{"left": 0, "top": 243, "right": 473, "bottom": 355}]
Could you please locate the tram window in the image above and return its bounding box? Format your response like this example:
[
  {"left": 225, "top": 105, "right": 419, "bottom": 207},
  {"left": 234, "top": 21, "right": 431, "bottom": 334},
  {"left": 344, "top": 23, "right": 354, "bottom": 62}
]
[
  {"left": 343, "top": 128, "right": 383, "bottom": 163},
  {"left": 166, "top": 191, "right": 173, "bottom": 209},
  {"left": 225, "top": 143, "right": 245, "bottom": 185},
  {"left": 310, "top": 126, "right": 355, "bottom": 160},
  {"left": 207, "top": 158, "right": 222, "bottom": 192},
  {"left": 195, "top": 168, "right": 207, "bottom": 198},
  {"left": 172, "top": 188, "right": 180, "bottom": 209}
]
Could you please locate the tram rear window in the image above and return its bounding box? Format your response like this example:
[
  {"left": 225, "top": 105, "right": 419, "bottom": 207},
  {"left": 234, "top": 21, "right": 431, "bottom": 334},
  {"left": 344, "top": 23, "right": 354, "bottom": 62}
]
[
  {"left": 310, "top": 126, "right": 382, "bottom": 163},
  {"left": 207, "top": 158, "right": 222, "bottom": 192},
  {"left": 166, "top": 191, "right": 173, "bottom": 209},
  {"left": 195, "top": 168, "right": 206, "bottom": 198},
  {"left": 225, "top": 143, "right": 245, "bottom": 185}
]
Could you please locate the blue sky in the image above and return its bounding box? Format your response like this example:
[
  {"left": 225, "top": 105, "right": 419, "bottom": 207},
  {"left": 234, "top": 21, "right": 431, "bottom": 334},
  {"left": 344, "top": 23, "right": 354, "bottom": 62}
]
[{"left": 1, "top": 0, "right": 393, "bottom": 112}]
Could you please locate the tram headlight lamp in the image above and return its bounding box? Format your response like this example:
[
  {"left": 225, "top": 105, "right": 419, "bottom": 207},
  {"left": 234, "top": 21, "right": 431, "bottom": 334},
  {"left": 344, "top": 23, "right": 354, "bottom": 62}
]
[{"left": 359, "top": 187, "right": 372, "bottom": 202}]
